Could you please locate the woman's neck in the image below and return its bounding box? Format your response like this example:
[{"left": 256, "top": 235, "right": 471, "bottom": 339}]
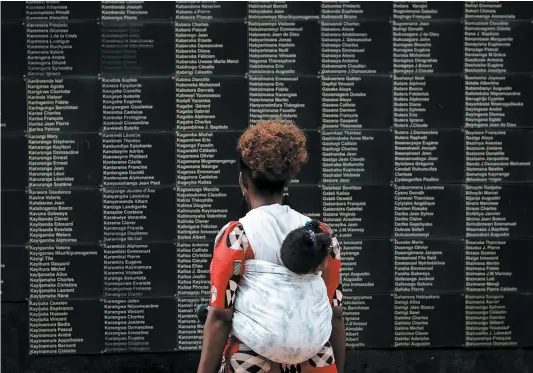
[{"left": 249, "top": 194, "right": 284, "bottom": 210}]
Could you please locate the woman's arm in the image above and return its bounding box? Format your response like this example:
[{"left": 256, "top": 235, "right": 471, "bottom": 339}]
[
  {"left": 330, "top": 305, "right": 346, "bottom": 373},
  {"left": 197, "top": 308, "right": 233, "bottom": 373},
  {"left": 320, "top": 223, "right": 346, "bottom": 373},
  {"left": 196, "top": 222, "right": 253, "bottom": 373}
]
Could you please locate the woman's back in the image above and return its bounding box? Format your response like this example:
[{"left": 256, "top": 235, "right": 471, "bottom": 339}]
[{"left": 228, "top": 206, "right": 332, "bottom": 363}]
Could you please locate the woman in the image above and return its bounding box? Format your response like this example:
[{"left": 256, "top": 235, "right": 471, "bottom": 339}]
[{"left": 197, "top": 119, "right": 346, "bottom": 373}]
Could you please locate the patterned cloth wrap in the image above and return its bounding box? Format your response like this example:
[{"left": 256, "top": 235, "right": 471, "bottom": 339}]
[{"left": 232, "top": 259, "right": 333, "bottom": 365}]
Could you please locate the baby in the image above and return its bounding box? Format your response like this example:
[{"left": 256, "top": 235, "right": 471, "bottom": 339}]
[{"left": 280, "top": 219, "right": 333, "bottom": 275}]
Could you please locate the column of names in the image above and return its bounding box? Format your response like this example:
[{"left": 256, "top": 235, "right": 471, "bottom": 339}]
[
  {"left": 25, "top": 4, "right": 104, "bottom": 355},
  {"left": 463, "top": 1, "right": 533, "bottom": 348},
  {"left": 174, "top": 2, "right": 246, "bottom": 350},
  {"left": 392, "top": 2, "right": 464, "bottom": 348}
]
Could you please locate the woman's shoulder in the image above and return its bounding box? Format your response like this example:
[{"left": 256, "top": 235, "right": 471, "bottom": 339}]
[{"left": 213, "top": 221, "right": 253, "bottom": 258}]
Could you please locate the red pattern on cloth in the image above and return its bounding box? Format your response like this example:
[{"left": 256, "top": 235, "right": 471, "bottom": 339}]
[{"left": 219, "top": 336, "right": 338, "bottom": 373}]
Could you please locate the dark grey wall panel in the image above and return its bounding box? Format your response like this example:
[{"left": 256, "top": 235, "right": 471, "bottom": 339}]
[{"left": 1, "top": 1, "right": 532, "bottom": 372}]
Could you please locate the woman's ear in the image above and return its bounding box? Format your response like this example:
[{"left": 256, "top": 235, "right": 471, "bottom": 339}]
[{"left": 238, "top": 172, "right": 246, "bottom": 195}]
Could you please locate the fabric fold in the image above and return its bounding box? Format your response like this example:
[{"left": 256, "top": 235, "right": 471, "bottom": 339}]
[{"left": 232, "top": 259, "right": 332, "bottom": 365}]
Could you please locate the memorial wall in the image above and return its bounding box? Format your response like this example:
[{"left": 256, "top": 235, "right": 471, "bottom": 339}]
[{"left": 1, "top": 0, "right": 533, "bottom": 359}]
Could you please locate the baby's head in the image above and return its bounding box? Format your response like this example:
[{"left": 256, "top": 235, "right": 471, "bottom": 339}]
[{"left": 280, "top": 220, "right": 332, "bottom": 275}]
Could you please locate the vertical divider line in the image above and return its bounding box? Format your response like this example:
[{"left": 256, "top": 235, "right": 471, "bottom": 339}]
[
  {"left": 319, "top": 5, "right": 323, "bottom": 223},
  {"left": 24, "top": 12, "right": 32, "bottom": 353},
  {"left": 24, "top": 13, "right": 31, "bottom": 308},
  {"left": 99, "top": 3, "right": 106, "bottom": 350},
  {"left": 462, "top": 4, "right": 467, "bottom": 347},
  {"left": 390, "top": 9, "right": 396, "bottom": 346},
  {"left": 246, "top": 2, "right": 249, "bottom": 128},
  {"left": 173, "top": 1, "right": 179, "bottom": 348},
  {"left": 99, "top": 3, "right": 104, "bottom": 310}
]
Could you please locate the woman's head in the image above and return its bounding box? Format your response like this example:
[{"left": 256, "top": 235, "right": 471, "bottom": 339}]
[
  {"left": 280, "top": 220, "right": 332, "bottom": 275},
  {"left": 237, "top": 119, "right": 308, "bottom": 203}
]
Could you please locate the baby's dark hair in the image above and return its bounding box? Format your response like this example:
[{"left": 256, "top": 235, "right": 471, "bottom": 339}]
[{"left": 280, "top": 220, "right": 332, "bottom": 274}]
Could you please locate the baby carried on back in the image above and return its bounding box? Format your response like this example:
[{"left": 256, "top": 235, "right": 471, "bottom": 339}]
[{"left": 201, "top": 205, "right": 335, "bottom": 365}]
